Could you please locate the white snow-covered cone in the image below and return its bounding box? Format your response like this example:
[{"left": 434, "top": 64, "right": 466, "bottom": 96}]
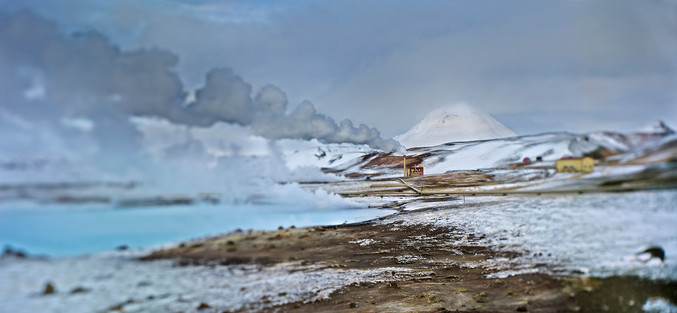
[{"left": 394, "top": 103, "right": 516, "bottom": 148}]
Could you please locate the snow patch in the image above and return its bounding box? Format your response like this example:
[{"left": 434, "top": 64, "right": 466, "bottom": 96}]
[
  {"left": 349, "top": 239, "right": 379, "bottom": 246},
  {"left": 380, "top": 190, "right": 677, "bottom": 280},
  {"left": 643, "top": 297, "right": 677, "bottom": 313},
  {"left": 0, "top": 254, "right": 407, "bottom": 313}
]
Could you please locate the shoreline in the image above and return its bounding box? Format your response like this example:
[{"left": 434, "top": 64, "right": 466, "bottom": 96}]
[
  {"left": 140, "top": 197, "right": 677, "bottom": 312},
  {"left": 2, "top": 184, "right": 675, "bottom": 312}
]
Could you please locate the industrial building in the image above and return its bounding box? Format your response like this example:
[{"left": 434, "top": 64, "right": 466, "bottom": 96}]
[
  {"left": 407, "top": 166, "right": 424, "bottom": 176},
  {"left": 403, "top": 156, "right": 424, "bottom": 177},
  {"left": 556, "top": 157, "right": 594, "bottom": 173}
]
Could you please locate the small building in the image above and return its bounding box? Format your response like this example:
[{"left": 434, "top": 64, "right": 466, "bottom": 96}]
[
  {"left": 403, "top": 155, "right": 423, "bottom": 177},
  {"left": 556, "top": 157, "right": 594, "bottom": 173},
  {"left": 522, "top": 157, "right": 531, "bottom": 164},
  {"left": 407, "top": 166, "right": 424, "bottom": 176}
]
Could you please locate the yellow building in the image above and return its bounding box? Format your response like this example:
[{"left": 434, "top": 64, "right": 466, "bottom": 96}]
[{"left": 556, "top": 157, "right": 594, "bottom": 173}]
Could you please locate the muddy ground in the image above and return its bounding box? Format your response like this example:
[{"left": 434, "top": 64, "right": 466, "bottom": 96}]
[{"left": 142, "top": 208, "right": 676, "bottom": 313}]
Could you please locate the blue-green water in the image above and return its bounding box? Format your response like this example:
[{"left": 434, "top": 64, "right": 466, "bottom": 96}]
[{"left": 0, "top": 203, "right": 393, "bottom": 257}]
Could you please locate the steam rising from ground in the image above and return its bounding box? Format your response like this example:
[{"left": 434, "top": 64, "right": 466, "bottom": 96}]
[
  {"left": 0, "top": 11, "right": 400, "bottom": 203},
  {"left": 0, "top": 11, "right": 400, "bottom": 154}
]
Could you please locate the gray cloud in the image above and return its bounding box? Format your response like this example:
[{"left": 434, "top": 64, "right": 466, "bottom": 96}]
[
  {"left": 2, "top": 0, "right": 675, "bottom": 139},
  {"left": 11, "top": 0, "right": 672, "bottom": 137},
  {"left": 0, "top": 11, "right": 402, "bottom": 155}
]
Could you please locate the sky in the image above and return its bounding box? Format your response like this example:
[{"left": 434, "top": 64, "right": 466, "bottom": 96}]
[{"left": 1, "top": 0, "right": 676, "bottom": 138}]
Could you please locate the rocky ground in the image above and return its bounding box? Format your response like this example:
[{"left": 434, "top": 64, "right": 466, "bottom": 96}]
[{"left": 142, "top": 204, "right": 677, "bottom": 313}]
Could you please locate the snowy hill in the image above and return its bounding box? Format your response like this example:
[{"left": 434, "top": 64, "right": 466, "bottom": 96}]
[
  {"left": 318, "top": 121, "right": 677, "bottom": 178},
  {"left": 394, "top": 103, "right": 517, "bottom": 148},
  {"left": 1, "top": 120, "right": 674, "bottom": 204},
  {"left": 635, "top": 120, "right": 675, "bottom": 135}
]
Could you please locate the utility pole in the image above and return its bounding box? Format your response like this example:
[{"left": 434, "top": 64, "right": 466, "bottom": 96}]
[{"left": 403, "top": 155, "right": 407, "bottom": 177}]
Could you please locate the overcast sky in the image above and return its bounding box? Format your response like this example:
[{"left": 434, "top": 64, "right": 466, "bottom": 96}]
[{"left": 1, "top": 0, "right": 676, "bottom": 137}]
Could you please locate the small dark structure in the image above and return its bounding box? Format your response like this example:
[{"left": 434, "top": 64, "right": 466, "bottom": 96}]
[{"left": 637, "top": 246, "right": 665, "bottom": 262}]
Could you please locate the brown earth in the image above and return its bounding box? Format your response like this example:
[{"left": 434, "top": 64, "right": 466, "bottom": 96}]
[
  {"left": 361, "top": 154, "right": 422, "bottom": 169},
  {"left": 140, "top": 208, "right": 676, "bottom": 312}
]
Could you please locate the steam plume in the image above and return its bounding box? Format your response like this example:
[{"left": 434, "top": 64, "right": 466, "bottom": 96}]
[{"left": 0, "top": 11, "right": 402, "bottom": 153}]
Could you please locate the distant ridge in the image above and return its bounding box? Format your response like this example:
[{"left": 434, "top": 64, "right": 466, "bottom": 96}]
[
  {"left": 635, "top": 120, "right": 675, "bottom": 135},
  {"left": 394, "top": 103, "right": 517, "bottom": 148}
]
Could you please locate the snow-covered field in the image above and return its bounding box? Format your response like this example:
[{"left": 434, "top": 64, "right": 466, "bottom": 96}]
[
  {"left": 0, "top": 251, "right": 405, "bottom": 313},
  {"left": 391, "top": 190, "right": 677, "bottom": 281}
]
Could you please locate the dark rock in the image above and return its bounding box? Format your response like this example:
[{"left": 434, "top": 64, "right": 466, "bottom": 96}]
[
  {"left": 69, "top": 286, "right": 90, "bottom": 294},
  {"left": 517, "top": 305, "right": 528, "bottom": 312},
  {"left": 106, "top": 299, "right": 135, "bottom": 311},
  {"left": 2, "top": 246, "right": 27, "bottom": 258},
  {"left": 189, "top": 242, "right": 204, "bottom": 249},
  {"left": 475, "top": 291, "right": 489, "bottom": 303},
  {"left": 43, "top": 282, "right": 56, "bottom": 295},
  {"left": 108, "top": 304, "right": 124, "bottom": 311},
  {"left": 196, "top": 302, "right": 212, "bottom": 310},
  {"left": 349, "top": 302, "right": 358, "bottom": 308},
  {"left": 638, "top": 246, "right": 665, "bottom": 262}
]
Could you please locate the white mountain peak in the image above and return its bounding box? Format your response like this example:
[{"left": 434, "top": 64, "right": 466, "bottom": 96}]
[
  {"left": 394, "top": 103, "right": 517, "bottom": 148},
  {"left": 635, "top": 120, "right": 675, "bottom": 135}
]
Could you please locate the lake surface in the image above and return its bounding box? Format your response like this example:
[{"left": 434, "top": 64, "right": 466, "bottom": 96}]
[{"left": 0, "top": 202, "right": 394, "bottom": 257}]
